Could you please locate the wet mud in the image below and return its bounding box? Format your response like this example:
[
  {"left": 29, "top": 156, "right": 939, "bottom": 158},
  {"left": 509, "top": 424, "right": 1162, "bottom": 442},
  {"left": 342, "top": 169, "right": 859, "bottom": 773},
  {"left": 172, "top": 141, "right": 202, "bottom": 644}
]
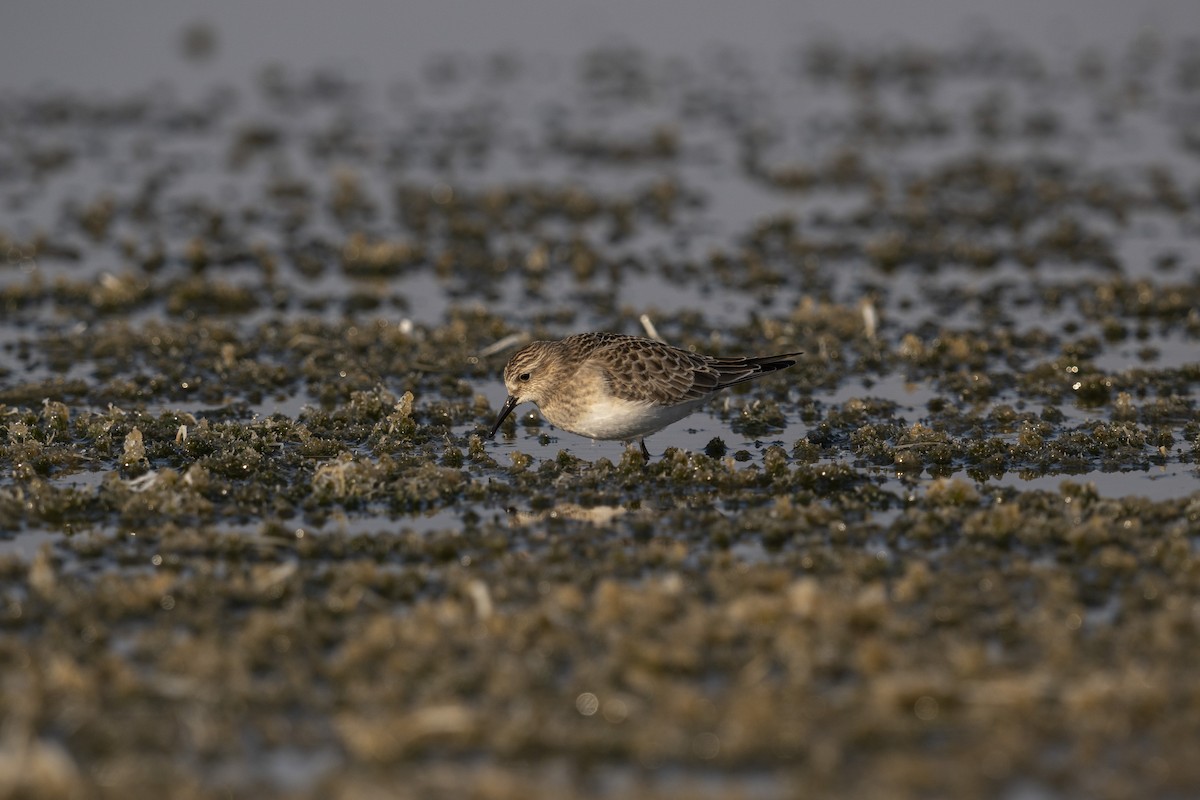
[{"left": 1, "top": 31, "right": 1199, "bottom": 799}]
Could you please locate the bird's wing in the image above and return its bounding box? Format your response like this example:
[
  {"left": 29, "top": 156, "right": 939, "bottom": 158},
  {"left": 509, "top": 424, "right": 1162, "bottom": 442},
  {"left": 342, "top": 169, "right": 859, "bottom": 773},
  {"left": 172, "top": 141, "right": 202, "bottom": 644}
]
[
  {"left": 590, "top": 339, "right": 717, "bottom": 405},
  {"left": 707, "top": 352, "right": 803, "bottom": 390}
]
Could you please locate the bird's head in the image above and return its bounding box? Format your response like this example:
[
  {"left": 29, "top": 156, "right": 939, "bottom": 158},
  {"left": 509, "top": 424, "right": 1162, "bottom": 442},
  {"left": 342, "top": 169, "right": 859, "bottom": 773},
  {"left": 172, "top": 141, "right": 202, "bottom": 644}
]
[{"left": 487, "top": 340, "right": 565, "bottom": 437}]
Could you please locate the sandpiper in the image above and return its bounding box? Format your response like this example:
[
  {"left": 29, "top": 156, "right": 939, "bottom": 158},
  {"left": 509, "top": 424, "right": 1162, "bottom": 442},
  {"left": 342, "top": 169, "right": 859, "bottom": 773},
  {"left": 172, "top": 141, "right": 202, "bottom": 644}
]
[{"left": 487, "top": 332, "right": 802, "bottom": 457}]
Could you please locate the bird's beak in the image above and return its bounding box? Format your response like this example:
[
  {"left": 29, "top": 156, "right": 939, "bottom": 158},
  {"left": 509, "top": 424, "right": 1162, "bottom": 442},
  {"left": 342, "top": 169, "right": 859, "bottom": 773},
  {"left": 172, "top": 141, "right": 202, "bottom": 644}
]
[{"left": 488, "top": 395, "right": 520, "bottom": 438}]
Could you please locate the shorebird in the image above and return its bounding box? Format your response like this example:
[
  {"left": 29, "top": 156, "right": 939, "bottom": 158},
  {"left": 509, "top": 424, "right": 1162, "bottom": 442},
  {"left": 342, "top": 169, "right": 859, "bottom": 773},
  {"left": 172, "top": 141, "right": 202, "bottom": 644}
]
[{"left": 487, "top": 332, "right": 801, "bottom": 458}]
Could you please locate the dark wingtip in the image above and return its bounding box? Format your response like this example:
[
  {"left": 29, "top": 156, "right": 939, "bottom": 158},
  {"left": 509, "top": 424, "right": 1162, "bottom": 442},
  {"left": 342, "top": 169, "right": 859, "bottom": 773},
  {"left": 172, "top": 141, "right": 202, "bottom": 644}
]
[
  {"left": 761, "top": 351, "right": 804, "bottom": 372},
  {"left": 710, "top": 350, "right": 805, "bottom": 390},
  {"left": 488, "top": 395, "right": 520, "bottom": 438}
]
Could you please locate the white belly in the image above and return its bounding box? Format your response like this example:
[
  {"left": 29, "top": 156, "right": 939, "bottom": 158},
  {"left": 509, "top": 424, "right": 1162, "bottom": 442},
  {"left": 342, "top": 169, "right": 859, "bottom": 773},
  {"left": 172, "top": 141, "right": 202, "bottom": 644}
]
[{"left": 555, "top": 397, "right": 703, "bottom": 440}]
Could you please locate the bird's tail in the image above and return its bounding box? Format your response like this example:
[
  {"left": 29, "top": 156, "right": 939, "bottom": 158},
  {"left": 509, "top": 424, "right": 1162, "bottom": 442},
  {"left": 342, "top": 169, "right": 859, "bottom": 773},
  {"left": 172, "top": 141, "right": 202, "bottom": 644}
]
[{"left": 711, "top": 352, "right": 802, "bottom": 389}]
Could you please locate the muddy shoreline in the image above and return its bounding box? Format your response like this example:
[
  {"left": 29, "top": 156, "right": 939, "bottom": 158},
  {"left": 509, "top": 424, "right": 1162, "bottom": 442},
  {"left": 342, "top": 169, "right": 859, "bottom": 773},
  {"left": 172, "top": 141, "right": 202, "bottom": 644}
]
[{"left": 1, "top": 32, "right": 1199, "bottom": 799}]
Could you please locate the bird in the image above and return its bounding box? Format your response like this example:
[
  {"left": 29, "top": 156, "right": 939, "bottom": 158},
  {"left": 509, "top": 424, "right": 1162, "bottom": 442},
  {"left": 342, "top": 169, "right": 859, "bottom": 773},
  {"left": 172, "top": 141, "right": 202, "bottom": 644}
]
[{"left": 487, "top": 332, "right": 802, "bottom": 458}]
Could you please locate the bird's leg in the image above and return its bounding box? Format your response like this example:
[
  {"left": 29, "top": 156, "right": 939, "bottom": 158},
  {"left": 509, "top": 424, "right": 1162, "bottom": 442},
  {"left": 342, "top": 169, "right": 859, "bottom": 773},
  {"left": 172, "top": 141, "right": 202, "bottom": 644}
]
[{"left": 639, "top": 438, "right": 651, "bottom": 462}]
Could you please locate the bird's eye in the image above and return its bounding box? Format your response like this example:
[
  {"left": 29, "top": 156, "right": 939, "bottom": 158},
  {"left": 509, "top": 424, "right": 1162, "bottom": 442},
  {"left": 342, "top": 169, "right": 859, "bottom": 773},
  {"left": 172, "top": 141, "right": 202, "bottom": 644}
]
[{"left": 518, "top": 372, "right": 531, "bottom": 382}]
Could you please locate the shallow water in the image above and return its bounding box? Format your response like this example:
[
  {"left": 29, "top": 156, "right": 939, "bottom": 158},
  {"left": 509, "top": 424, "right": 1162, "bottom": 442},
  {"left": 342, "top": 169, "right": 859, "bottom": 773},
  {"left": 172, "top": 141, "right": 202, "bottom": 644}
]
[{"left": 1, "top": 4, "right": 1200, "bottom": 799}]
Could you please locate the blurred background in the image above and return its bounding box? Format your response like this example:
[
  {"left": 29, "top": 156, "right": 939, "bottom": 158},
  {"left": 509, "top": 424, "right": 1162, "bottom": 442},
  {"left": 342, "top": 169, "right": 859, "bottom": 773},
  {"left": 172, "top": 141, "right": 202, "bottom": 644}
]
[
  {"left": 4, "top": 0, "right": 1198, "bottom": 93},
  {"left": 3, "top": 2, "right": 1200, "bottom": 799}
]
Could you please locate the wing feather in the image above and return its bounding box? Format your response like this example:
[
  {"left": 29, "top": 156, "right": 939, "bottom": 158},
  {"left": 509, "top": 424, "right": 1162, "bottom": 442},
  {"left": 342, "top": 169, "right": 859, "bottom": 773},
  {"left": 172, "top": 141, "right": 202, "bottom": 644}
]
[{"left": 567, "top": 333, "right": 800, "bottom": 406}]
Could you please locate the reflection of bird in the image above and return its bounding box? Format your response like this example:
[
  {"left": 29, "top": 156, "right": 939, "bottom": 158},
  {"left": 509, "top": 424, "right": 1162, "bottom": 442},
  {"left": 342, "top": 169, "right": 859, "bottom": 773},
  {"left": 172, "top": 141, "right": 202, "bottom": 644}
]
[{"left": 488, "top": 333, "right": 801, "bottom": 457}]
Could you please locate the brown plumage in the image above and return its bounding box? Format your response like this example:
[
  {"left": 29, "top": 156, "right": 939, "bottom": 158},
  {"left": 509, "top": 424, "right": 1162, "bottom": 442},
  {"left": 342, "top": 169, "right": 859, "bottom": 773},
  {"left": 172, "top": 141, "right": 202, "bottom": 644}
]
[{"left": 487, "top": 333, "right": 801, "bottom": 454}]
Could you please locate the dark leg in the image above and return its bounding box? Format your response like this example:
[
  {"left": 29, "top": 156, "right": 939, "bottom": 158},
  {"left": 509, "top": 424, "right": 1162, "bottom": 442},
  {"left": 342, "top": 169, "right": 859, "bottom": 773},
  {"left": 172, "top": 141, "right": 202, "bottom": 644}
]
[{"left": 639, "top": 438, "right": 651, "bottom": 462}]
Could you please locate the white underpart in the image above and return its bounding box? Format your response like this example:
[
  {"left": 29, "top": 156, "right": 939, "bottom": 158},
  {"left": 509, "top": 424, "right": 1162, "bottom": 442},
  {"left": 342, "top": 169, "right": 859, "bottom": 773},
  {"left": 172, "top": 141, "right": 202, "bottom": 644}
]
[{"left": 563, "top": 396, "right": 705, "bottom": 440}]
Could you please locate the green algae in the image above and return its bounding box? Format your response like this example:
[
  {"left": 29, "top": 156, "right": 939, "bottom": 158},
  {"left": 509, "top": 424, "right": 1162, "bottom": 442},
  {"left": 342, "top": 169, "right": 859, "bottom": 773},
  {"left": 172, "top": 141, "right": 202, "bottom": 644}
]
[
  {"left": 2, "top": 485, "right": 1199, "bottom": 797},
  {"left": 0, "top": 31, "right": 1199, "bottom": 800}
]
